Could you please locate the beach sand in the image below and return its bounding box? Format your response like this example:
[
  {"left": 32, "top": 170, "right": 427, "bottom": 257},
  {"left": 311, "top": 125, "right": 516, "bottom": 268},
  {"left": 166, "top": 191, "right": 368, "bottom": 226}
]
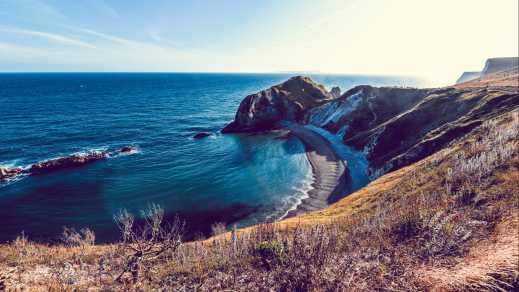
[{"left": 284, "top": 123, "right": 351, "bottom": 218}]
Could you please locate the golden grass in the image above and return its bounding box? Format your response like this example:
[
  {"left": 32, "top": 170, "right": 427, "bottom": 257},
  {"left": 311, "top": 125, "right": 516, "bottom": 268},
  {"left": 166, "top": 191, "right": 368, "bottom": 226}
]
[{"left": 1, "top": 111, "right": 518, "bottom": 291}]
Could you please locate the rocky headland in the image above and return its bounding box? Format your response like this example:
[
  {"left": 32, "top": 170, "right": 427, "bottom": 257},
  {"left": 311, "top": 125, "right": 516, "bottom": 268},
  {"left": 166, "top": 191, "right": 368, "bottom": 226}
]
[
  {"left": 223, "top": 63, "right": 519, "bottom": 215},
  {"left": 222, "top": 76, "right": 333, "bottom": 133}
]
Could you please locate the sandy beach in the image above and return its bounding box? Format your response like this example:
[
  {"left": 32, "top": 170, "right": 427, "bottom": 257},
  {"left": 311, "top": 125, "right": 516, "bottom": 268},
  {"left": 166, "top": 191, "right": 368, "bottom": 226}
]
[{"left": 284, "top": 123, "right": 351, "bottom": 218}]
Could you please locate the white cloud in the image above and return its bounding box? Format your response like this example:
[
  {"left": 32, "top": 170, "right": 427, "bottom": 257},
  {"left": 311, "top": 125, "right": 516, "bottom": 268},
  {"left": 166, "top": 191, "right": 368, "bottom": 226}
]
[
  {"left": 0, "top": 27, "right": 96, "bottom": 49},
  {"left": 74, "top": 28, "right": 132, "bottom": 45}
]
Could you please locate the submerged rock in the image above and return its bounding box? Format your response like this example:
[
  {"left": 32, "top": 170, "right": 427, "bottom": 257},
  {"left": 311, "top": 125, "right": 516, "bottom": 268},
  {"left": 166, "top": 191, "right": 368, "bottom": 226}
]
[
  {"left": 193, "top": 132, "right": 211, "bottom": 139},
  {"left": 29, "top": 151, "right": 108, "bottom": 175},
  {"left": 119, "top": 146, "right": 137, "bottom": 153},
  {"left": 0, "top": 167, "right": 24, "bottom": 181},
  {"left": 222, "top": 76, "right": 333, "bottom": 133}
]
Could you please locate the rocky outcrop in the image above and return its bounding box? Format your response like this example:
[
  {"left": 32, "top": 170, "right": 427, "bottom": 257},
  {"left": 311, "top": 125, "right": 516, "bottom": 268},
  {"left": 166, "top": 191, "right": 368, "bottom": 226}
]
[
  {"left": 0, "top": 146, "right": 138, "bottom": 182},
  {"left": 30, "top": 151, "right": 108, "bottom": 175},
  {"left": 456, "top": 71, "right": 481, "bottom": 84},
  {"left": 0, "top": 167, "right": 24, "bottom": 181},
  {"left": 222, "top": 76, "right": 333, "bottom": 133},
  {"left": 341, "top": 86, "right": 519, "bottom": 177},
  {"left": 330, "top": 86, "right": 341, "bottom": 99}
]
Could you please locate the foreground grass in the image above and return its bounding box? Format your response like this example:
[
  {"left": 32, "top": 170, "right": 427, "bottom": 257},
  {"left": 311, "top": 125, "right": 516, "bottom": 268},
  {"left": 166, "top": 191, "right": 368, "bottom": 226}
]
[{"left": 1, "top": 111, "right": 518, "bottom": 291}]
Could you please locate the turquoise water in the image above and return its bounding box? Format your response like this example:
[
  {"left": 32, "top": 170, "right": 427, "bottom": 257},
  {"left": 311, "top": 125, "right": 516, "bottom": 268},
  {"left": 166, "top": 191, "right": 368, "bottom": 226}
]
[{"left": 0, "top": 73, "right": 420, "bottom": 242}]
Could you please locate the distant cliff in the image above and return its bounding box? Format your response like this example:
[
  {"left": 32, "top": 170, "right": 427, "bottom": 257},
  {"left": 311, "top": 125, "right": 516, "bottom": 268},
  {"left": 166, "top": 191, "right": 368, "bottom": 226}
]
[
  {"left": 456, "top": 57, "right": 518, "bottom": 84},
  {"left": 482, "top": 57, "right": 518, "bottom": 75},
  {"left": 456, "top": 71, "right": 480, "bottom": 84}
]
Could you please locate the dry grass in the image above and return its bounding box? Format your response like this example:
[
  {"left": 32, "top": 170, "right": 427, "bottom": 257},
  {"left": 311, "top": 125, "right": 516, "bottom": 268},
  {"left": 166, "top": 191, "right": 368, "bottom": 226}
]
[{"left": 1, "top": 111, "right": 518, "bottom": 291}]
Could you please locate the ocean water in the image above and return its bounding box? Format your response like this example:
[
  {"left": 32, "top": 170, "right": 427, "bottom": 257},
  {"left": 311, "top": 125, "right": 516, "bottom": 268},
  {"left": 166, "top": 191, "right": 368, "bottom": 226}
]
[{"left": 0, "top": 73, "right": 420, "bottom": 243}]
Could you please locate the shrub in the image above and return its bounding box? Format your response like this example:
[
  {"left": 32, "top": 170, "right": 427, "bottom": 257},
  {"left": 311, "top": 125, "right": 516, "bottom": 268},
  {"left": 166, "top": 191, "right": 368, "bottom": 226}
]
[
  {"left": 211, "top": 222, "right": 227, "bottom": 237},
  {"left": 113, "top": 203, "right": 184, "bottom": 284},
  {"left": 253, "top": 240, "right": 284, "bottom": 270},
  {"left": 62, "top": 227, "right": 95, "bottom": 247}
]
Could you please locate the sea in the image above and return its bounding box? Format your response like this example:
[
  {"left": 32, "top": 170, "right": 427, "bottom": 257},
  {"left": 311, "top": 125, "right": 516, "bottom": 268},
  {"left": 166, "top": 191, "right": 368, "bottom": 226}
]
[{"left": 0, "top": 73, "right": 422, "bottom": 243}]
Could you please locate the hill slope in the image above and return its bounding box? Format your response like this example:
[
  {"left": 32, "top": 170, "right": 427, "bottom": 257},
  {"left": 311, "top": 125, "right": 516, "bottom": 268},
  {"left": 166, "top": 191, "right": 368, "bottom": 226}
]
[{"left": 1, "top": 70, "right": 518, "bottom": 291}]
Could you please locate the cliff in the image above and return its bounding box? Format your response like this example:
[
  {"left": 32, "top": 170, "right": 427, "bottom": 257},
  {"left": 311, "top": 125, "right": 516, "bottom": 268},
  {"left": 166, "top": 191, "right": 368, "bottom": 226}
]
[
  {"left": 481, "top": 57, "right": 519, "bottom": 76},
  {"left": 222, "top": 76, "right": 333, "bottom": 133},
  {"left": 456, "top": 57, "right": 518, "bottom": 85},
  {"left": 456, "top": 71, "right": 480, "bottom": 84}
]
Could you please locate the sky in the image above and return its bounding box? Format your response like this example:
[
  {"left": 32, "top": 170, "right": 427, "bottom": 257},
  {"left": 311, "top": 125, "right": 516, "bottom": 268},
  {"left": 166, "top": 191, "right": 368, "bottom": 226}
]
[{"left": 0, "top": 0, "right": 517, "bottom": 85}]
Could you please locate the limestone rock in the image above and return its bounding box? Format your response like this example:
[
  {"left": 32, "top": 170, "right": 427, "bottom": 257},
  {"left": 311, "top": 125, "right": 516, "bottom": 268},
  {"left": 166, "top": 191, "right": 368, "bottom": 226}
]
[{"left": 222, "top": 76, "right": 332, "bottom": 133}]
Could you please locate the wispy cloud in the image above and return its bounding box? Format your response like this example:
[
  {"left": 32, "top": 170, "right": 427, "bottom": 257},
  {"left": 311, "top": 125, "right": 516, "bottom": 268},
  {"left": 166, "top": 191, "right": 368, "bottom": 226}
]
[
  {"left": 74, "top": 28, "right": 132, "bottom": 45},
  {"left": 0, "top": 27, "right": 96, "bottom": 49}
]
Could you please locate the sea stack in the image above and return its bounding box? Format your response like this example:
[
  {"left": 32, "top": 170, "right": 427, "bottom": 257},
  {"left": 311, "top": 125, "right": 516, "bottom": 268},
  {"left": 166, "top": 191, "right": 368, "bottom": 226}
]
[{"left": 222, "top": 76, "right": 333, "bottom": 133}]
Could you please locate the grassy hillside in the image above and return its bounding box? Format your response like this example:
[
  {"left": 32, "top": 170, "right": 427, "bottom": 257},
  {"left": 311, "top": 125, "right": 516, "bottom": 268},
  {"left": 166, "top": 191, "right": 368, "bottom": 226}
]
[{"left": 1, "top": 78, "right": 518, "bottom": 291}]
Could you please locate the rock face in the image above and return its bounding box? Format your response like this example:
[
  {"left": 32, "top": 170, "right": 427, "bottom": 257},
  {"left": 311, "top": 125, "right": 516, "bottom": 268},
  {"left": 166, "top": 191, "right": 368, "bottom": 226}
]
[
  {"left": 338, "top": 85, "right": 518, "bottom": 177},
  {"left": 222, "top": 76, "right": 332, "bottom": 133},
  {"left": 30, "top": 151, "right": 108, "bottom": 175},
  {"left": 482, "top": 57, "right": 518, "bottom": 76},
  {"left": 456, "top": 71, "right": 481, "bottom": 84},
  {"left": 306, "top": 85, "right": 430, "bottom": 133}
]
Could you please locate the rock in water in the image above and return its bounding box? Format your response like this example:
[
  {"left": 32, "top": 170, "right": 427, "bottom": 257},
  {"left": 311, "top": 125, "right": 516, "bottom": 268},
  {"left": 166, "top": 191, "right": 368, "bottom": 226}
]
[
  {"left": 30, "top": 151, "right": 108, "bottom": 175},
  {"left": 193, "top": 132, "right": 211, "bottom": 139},
  {"left": 0, "top": 167, "right": 24, "bottom": 181},
  {"left": 119, "top": 146, "right": 137, "bottom": 153},
  {"left": 330, "top": 86, "right": 341, "bottom": 99},
  {"left": 222, "top": 76, "right": 332, "bottom": 133}
]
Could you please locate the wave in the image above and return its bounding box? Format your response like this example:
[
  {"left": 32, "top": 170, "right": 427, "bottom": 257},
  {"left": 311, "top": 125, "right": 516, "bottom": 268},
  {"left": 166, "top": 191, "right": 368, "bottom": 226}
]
[{"left": 278, "top": 160, "right": 314, "bottom": 220}]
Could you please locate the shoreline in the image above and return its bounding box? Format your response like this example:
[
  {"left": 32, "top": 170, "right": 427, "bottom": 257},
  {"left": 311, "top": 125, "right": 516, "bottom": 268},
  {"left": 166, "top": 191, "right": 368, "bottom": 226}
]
[{"left": 282, "top": 123, "right": 351, "bottom": 218}]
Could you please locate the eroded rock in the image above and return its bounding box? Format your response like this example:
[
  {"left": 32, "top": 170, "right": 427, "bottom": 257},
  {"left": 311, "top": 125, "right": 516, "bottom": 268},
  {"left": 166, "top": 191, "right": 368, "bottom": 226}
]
[
  {"left": 29, "top": 151, "right": 108, "bottom": 175},
  {"left": 0, "top": 167, "right": 24, "bottom": 181},
  {"left": 222, "top": 76, "right": 332, "bottom": 133}
]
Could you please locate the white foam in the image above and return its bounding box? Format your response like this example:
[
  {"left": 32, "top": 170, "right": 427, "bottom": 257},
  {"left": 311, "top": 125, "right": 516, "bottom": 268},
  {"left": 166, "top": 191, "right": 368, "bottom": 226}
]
[{"left": 278, "top": 159, "right": 314, "bottom": 220}]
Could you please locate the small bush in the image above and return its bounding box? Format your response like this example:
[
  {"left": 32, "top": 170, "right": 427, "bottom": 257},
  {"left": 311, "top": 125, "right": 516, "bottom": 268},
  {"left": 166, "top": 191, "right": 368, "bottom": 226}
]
[
  {"left": 211, "top": 222, "right": 227, "bottom": 237},
  {"left": 62, "top": 227, "right": 95, "bottom": 247},
  {"left": 253, "top": 240, "right": 284, "bottom": 270}
]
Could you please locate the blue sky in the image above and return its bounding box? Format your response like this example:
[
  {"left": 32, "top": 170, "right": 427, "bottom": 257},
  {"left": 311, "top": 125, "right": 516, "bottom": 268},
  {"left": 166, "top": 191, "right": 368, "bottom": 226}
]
[{"left": 0, "top": 0, "right": 517, "bottom": 84}]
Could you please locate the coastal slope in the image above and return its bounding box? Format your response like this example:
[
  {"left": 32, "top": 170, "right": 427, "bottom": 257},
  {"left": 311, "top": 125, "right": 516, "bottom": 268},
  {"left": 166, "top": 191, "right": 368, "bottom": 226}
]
[{"left": 1, "top": 65, "right": 518, "bottom": 291}]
